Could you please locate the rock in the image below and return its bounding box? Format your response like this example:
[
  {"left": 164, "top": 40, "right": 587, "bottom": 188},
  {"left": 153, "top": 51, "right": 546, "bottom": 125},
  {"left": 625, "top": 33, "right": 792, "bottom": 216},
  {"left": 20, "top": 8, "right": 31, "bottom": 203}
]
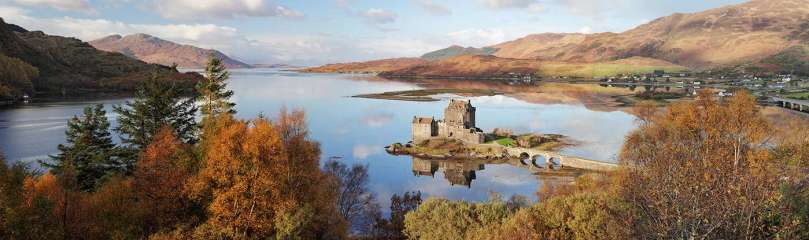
[{"left": 492, "top": 128, "right": 513, "bottom": 137}]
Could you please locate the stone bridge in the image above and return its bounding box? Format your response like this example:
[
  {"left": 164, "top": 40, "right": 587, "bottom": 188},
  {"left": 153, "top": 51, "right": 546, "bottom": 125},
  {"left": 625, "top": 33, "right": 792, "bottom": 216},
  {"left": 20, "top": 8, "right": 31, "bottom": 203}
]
[
  {"left": 503, "top": 147, "right": 618, "bottom": 172},
  {"left": 773, "top": 97, "right": 809, "bottom": 115}
]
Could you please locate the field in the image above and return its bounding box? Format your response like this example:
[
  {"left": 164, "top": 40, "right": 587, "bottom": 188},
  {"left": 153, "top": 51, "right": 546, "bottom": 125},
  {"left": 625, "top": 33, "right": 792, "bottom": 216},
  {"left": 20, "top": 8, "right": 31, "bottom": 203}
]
[
  {"left": 783, "top": 91, "right": 809, "bottom": 100},
  {"left": 488, "top": 137, "right": 515, "bottom": 147},
  {"left": 540, "top": 58, "right": 689, "bottom": 78}
]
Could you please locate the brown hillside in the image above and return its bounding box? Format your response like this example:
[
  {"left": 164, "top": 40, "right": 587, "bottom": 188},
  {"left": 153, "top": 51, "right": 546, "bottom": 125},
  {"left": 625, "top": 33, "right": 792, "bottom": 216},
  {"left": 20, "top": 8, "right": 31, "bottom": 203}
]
[
  {"left": 491, "top": 33, "right": 587, "bottom": 60},
  {"left": 493, "top": 0, "right": 809, "bottom": 68},
  {"left": 90, "top": 33, "right": 251, "bottom": 69},
  {"left": 0, "top": 18, "right": 202, "bottom": 97},
  {"left": 300, "top": 58, "right": 427, "bottom": 73},
  {"left": 381, "top": 55, "right": 542, "bottom": 78}
]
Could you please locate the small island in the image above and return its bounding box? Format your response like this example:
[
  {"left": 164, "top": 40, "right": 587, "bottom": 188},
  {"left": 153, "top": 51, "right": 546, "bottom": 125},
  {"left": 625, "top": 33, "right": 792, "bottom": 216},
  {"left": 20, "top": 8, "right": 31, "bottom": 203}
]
[
  {"left": 385, "top": 99, "right": 617, "bottom": 171},
  {"left": 384, "top": 99, "right": 566, "bottom": 159}
]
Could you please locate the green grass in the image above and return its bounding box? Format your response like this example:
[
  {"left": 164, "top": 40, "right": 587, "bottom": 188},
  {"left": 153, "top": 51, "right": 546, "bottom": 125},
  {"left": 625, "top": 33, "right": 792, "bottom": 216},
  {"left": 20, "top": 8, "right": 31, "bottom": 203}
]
[
  {"left": 490, "top": 137, "right": 515, "bottom": 147},
  {"left": 783, "top": 91, "right": 809, "bottom": 100}
]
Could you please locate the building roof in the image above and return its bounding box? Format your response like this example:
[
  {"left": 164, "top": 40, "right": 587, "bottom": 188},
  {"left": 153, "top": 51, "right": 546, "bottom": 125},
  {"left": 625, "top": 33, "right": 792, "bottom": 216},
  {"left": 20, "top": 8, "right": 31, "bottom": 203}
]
[{"left": 413, "top": 117, "right": 434, "bottom": 124}]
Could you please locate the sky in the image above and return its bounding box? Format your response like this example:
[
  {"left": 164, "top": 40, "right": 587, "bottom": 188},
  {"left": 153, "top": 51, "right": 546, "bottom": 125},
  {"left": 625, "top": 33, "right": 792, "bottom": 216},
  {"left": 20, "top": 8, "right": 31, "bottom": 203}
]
[{"left": 0, "top": 0, "right": 749, "bottom": 66}]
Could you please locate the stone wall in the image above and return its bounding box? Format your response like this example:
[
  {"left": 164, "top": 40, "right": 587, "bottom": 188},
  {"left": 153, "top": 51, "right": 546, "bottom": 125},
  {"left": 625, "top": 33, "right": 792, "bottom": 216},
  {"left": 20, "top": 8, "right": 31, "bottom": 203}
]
[
  {"left": 412, "top": 117, "right": 437, "bottom": 143},
  {"left": 412, "top": 123, "right": 435, "bottom": 143},
  {"left": 437, "top": 123, "right": 484, "bottom": 144}
]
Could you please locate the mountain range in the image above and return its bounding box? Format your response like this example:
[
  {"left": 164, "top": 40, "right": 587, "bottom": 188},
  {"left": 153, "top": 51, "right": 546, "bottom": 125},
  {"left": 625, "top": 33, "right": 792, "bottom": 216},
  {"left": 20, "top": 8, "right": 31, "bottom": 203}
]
[
  {"left": 0, "top": 18, "right": 202, "bottom": 100},
  {"left": 90, "top": 34, "right": 251, "bottom": 69},
  {"left": 305, "top": 0, "right": 809, "bottom": 78}
]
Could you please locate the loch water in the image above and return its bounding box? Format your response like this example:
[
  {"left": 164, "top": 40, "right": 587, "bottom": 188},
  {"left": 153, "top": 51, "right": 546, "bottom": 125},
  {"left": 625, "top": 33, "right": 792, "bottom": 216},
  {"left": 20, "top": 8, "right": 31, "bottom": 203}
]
[{"left": 0, "top": 68, "right": 638, "bottom": 205}]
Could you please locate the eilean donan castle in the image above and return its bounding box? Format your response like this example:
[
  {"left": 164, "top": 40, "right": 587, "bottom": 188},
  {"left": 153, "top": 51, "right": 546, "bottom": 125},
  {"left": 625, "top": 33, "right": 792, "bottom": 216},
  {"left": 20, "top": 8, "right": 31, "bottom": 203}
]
[{"left": 412, "top": 100, "right": 485, "bottom": 144}]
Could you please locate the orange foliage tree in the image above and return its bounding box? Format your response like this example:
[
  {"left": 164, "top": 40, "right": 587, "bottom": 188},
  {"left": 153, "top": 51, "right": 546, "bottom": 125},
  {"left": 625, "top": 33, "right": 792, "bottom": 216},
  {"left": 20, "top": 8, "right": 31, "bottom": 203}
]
[
  {"left": 133, "top": 127, "right": 200, "bottom": 235},
  {"left": 619, "top": 91, "right": 776, "bottom": 239},
  {"left": 190, "top": 111, "right": 346, "bottom": 239}
]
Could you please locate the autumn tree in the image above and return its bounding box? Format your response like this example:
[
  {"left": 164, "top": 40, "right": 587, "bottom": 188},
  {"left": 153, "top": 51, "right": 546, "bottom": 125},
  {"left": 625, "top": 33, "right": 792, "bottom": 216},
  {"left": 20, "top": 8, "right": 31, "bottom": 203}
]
[
  {"left": 619, "top": 90, "right": 776, "bottom": 239},
  {"left": 190, "top": 111, "right": 346, "bottom": 239},
  {"left": 475, "top": 191, "right": 635, "bottom": 240},
  {"left": 1, "top": 154, "right": 61, "bottom": 239},
  {"left": 370, "top": 191, "right": 422, "bottom": 240},
  {"left": 114, "top": 74, "right": 198, "bottom": 162},
  {"left": 322, "top": 159, "right": 377, "bottom": 234},
  {"left": 403, "top": 195, "right": 510, "bottom": 240},
  {"left": 767, "top": 117, "right": 809, "bottom": 238},
  {"left": 198, "top": 54, "right": 235, "bottom": 118},
  {"left": 133, "top": 127, "right": 200, "bottom": 235},
  {"left": 44, "top": 104, "right": 120, "bottom": 192}
]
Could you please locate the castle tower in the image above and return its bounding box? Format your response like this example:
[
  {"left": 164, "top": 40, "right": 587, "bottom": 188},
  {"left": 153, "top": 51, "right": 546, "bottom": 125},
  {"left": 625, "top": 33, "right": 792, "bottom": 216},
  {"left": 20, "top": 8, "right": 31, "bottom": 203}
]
[{"left": 444, "top": 99, "right": 475, "bottom": 129}]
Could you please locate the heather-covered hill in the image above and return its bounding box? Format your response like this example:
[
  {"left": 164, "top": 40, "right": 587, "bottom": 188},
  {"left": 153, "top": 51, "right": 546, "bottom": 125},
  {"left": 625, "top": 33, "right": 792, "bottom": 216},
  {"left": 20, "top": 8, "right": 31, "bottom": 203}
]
[
  {"left": 90, "top": 34, "right": 251, "bottom": 69},
  {"left": 308, "top": 0, "right": 809, "bottom": 78},
  {"left": 420, "top": 45, "right": 498, "bottom": 61},
  {"left": 0, "top": 18, "right": 201, "bottom": 99},
  {"left": 492, "top": 0, "right": 809, "bottom": 68},
  {"left": 300, "top": 58, "right": 427, "bottom": 73}
]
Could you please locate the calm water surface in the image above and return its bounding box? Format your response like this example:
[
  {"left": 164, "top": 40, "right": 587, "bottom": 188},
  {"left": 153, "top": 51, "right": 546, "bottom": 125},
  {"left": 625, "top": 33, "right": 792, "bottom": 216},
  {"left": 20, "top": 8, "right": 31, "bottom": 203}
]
[{"left": 0, "top": 68, "right": 637, "bottom": 205}]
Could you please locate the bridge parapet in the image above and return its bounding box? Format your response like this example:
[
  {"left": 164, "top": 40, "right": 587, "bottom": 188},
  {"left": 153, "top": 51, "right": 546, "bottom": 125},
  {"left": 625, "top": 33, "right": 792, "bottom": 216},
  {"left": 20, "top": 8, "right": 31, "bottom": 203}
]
[{"left": 505, "top": 147, "right": 618, "bottom": 172}]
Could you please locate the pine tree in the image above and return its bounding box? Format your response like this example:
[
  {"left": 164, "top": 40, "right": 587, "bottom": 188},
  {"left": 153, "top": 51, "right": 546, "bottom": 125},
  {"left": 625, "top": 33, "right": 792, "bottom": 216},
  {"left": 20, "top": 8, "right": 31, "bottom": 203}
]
[
  {"left": 44, "top": 104, "right": 119, "bottom": 192},
  {"left": 114, "top": 74, "right": 198, "bottom": 164},
  {"left": 198, "top": 54, "right": 235, "bottom": 118}
]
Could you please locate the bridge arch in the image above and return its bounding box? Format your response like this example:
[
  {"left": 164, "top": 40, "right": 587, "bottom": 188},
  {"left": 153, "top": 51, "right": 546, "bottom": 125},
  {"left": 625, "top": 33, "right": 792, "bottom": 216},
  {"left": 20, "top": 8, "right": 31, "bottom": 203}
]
[
  {"left": 531, "top": 155, "right": 546, "bottom": 168},
  {"left": 548, "top": 156, "right": 562, "bottom": 169}
]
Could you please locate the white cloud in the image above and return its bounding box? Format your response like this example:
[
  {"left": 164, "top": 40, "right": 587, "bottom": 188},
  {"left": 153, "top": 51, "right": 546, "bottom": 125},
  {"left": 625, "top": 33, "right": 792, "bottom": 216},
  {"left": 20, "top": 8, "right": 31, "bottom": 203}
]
[
  {"left": 6, "top": 13, "right": 242, "bottom": 49},
  {"left": 352, "top": 144, "right": 382, "bottom": 160},
  {"left": 360, "top": 36, "right": 442, "bottom": 57},
  {"left": 0, "top": 6, "right": 28, "bottom": 19},
  {"left": 361, "top": 8, "right": 397, "bottom": 24},
  {"left": 577, "top": 26, "right": 592, "bottom": 34},
  {"left": 447, "top": 28, "right": 508, "bottom": 47},
  {"left": 12, "top": 0, "right": 94, "bottom": 13},
  {"left": 479, "top": 0, "right": 536, "bottom": 9},
  {"left": 415, "top": 0, "right": 452, "bottom": 16},
  {"left": 2, "top": 8, "right": 253, "bottom": 60},
  {"left": 153, "top": 0, "right": 303, "bottom": 20}
]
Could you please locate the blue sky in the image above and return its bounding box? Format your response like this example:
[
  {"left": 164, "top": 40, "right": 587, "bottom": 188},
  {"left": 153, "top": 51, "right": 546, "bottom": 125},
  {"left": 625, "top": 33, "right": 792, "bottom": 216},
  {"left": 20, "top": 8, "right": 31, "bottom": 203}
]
[{"left": 0, "top": 0, "right": 748, "bottom": 65}]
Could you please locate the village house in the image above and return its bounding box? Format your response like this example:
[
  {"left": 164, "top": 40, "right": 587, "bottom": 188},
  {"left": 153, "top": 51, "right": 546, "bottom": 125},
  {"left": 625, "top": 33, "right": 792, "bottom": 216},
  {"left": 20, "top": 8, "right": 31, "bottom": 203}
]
[{"left": 412, "top": 99, "right": 485, "bottom": 144}]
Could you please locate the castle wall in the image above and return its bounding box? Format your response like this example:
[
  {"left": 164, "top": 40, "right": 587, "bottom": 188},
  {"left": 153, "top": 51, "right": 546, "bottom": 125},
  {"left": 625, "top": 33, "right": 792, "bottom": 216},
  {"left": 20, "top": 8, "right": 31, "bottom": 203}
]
[
  {"left": 437, "top": 123, "right": 483, "bottom": 144},
  {"left": 412, "top": 122, "right": 436, "bottom": 143}
]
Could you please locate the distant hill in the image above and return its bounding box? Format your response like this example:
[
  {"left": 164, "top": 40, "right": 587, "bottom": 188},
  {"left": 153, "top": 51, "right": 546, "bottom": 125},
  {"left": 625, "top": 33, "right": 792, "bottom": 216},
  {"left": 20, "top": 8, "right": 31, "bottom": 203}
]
[
  {"left": 420, "top": 45, "right": 498, "bottom": 61},
  {"left": 251, "top": 63, "right": 301, "bottom": 69},
  {"left": 308, "top": 0, "right": 809, "bottom": 78},
  {"left": 0, "top": 18, "right": 202, "bottom": 100},
  {"left": 90, "top": 33, "right": 251, "bottom": 69},
  {"left": 300, "top": 58, "right": 427, "bottom": 73}
]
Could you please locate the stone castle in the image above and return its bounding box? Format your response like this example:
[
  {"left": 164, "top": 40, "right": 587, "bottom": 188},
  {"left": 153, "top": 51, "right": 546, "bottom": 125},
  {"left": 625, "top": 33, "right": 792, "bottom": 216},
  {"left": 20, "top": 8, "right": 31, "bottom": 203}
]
[{"left": 412, "top": 99, "right": 485, "bottom": 144}]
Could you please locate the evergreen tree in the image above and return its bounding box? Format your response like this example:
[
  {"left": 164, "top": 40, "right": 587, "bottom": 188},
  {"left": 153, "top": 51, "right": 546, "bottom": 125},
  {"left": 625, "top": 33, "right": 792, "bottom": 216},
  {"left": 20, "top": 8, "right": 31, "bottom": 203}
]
[
  {"left": 198, "top": 54, "right": 235, "bottom": 118},
  {"left": 114, "top": 74, "right": 198, "bottom": 163},
  {"left": 44, "top": 104, "right": 119, "bottom": 191}
]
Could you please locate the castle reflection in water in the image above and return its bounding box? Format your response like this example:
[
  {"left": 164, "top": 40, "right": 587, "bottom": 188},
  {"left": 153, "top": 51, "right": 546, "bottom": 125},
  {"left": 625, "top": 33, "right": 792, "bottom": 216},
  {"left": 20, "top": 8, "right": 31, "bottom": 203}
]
[{"left": 411, "top": 157, "right": 485, "bottom": 188}]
